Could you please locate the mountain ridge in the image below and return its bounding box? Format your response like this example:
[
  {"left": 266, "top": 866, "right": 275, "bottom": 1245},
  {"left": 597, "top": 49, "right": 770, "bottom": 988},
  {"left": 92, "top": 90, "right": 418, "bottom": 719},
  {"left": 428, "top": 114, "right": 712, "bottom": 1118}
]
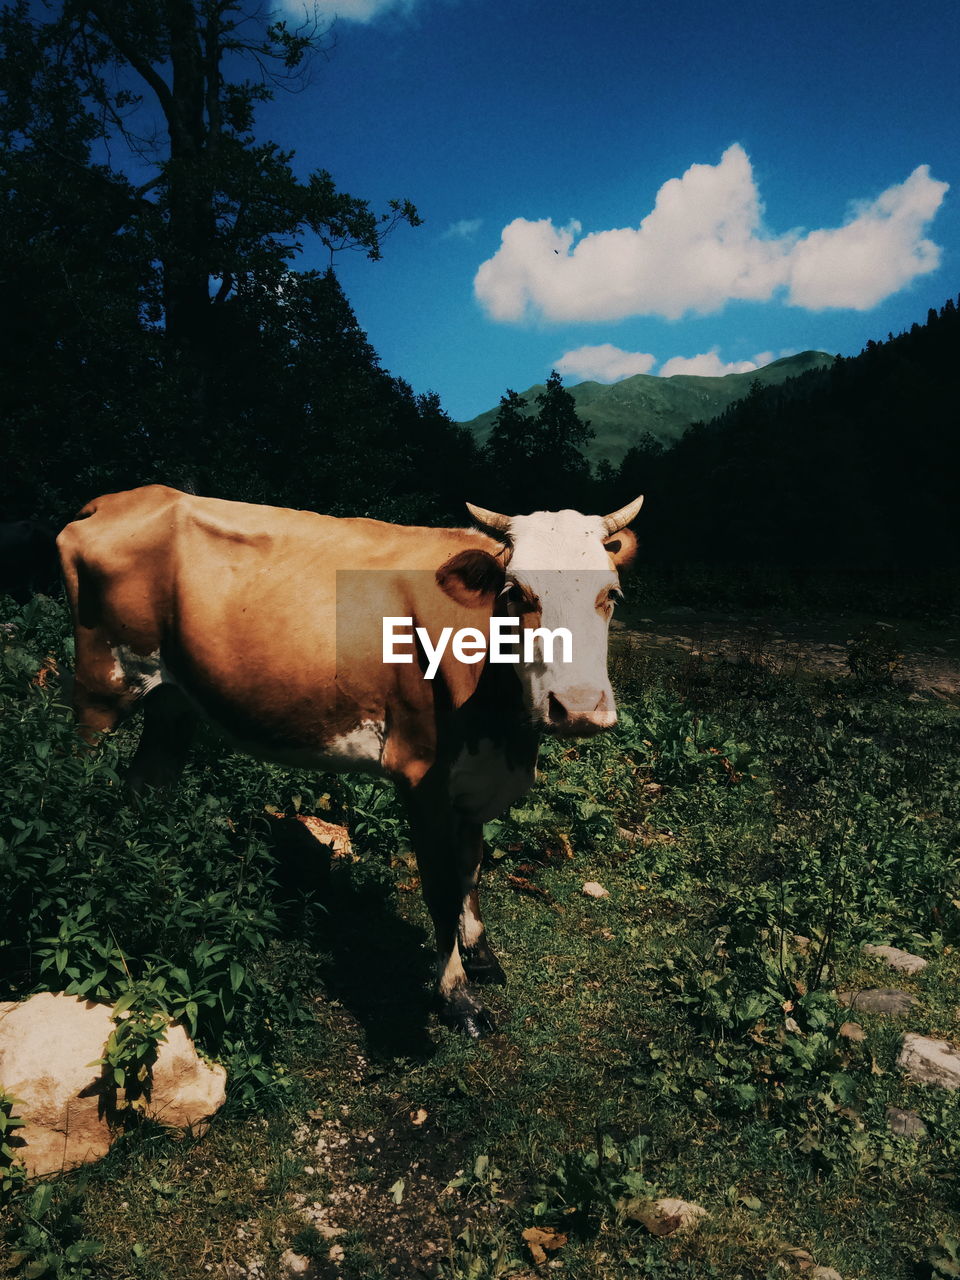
[{"left": 460, "top": 350, "right": 835, "bottom": 466}]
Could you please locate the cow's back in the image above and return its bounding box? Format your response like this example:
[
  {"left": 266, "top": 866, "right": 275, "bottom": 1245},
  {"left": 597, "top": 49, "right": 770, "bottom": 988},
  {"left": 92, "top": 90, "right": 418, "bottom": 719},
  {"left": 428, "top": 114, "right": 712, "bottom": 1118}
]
[{"left": 58, "top": 486, "right": 500, "bottom": 773}]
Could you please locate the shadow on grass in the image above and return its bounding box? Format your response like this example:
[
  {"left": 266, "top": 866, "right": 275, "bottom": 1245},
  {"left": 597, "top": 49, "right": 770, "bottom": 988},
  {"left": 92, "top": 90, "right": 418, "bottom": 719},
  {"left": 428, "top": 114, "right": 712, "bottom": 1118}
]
[
  {"left": 315, "top": 870, "right": 438, "bottom": 1063},
  {"left": 268, "top": 821, "right": 437, "bottom": 1063}
]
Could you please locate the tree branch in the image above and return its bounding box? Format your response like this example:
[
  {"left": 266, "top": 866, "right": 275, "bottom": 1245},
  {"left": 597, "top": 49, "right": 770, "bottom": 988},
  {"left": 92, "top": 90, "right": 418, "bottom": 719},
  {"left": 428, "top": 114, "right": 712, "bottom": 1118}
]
[{"left": 83, "top": 2, "right": 177, "bottom": 127}]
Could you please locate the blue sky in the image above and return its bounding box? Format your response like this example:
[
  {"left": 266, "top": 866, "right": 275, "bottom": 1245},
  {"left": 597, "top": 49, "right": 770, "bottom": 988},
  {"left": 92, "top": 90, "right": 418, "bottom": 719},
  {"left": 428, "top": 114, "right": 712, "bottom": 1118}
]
[{"left": 264, "top": 0, "right": 960, "bottom": 421}]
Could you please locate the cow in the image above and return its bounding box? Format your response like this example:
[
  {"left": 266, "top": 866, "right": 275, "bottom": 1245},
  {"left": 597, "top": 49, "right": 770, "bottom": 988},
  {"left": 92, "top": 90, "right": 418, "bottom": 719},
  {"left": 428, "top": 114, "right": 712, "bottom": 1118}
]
[
  {"left": 57, "top": 485, "right": 642, "bottom": 1036},
  {"left": 0, "top": 520, "right": 60, "bottom": 604}
]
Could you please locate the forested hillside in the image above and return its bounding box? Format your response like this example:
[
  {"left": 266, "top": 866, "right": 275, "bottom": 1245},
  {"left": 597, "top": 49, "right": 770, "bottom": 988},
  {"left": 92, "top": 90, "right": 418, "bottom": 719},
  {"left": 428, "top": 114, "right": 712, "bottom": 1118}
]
[
  {"left": 614, "top": 299, "right": 960, "bottom": 569},
  {"left": 461, "top": 350, "right": 834, "bottom": 465},
  {"left": 1, "top": 1, "right": 957, "bottom": 578}
]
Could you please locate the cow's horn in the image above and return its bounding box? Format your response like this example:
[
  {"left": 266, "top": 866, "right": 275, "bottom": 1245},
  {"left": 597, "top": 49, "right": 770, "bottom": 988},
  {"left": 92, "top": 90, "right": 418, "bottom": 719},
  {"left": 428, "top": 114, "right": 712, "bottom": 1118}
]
[
  {"left": 602, "top": 495, "right": 644, "bottom": 535},
  {"left": 466, "top": 502, "right": 512, "bottom": 538}
]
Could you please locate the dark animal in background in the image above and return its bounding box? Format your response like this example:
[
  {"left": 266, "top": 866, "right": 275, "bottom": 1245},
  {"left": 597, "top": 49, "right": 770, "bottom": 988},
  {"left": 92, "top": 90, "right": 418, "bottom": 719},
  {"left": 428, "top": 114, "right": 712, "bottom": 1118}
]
[{"left": 0, "top": 520, "right": 60, "bottom": 604}]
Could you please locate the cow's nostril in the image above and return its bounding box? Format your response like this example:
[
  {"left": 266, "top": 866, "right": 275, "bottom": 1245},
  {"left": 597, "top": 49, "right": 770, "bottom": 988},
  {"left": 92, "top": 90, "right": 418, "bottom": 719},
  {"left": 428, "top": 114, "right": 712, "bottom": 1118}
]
[{"left": 548, "top": 692, "right": 568, "bottom": 723}]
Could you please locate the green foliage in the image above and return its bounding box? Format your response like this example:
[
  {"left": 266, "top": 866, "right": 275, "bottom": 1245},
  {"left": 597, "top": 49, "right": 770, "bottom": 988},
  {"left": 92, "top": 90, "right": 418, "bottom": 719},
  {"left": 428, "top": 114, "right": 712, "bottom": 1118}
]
[
  {"left": 482, "top": 370, "right": 594, "bottom": 511},
  {"left": 2, "top": 1183, "right": 103, "bottom": 1278},
  {"left": 609, "top": 298, "right": 960, "bottom": 571},
  {"left": 462, "top": 351, "right": 832, "bottom": 469},
  {"left": 0, "top": 597, "right": 293, "bottom": 1105},
  {"left": 846, "top": 622, "right": 904, "bottom": 685},
  {"left": 3, "top": 593, "right": 960, "bottom": 1278},
  {"left": 930, "top": 1232, "right": 960, "bottom": 1279},
  {"left": 536, "top": 1132, "right": 656, "bottom": 1230},
  {"left": 0, "top": 2, "right": 489, "bottom": 527},
  {"left": 0, "top": 1091, "right": 26, "bottom": 1199}
]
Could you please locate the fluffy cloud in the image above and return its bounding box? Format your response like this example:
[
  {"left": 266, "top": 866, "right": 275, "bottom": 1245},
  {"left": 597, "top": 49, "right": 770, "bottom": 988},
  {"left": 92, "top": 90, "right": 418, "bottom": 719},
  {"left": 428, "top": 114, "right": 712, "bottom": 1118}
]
[
  {"left": 474, "top": 146, "right": 948, "bottom": 323},
  {"left": 785, "top": 166, "right": 947, "bottom": 309},
  {"left": 442, "top": 218, "right": 483, "bottom": 241},
  {"left": 658, "top": 349, "right": 774, "bottom": 378},
  {"left": 553, "top": 344, "right": 777, "bottom": 383},
  {"left": 279, "top": 0, "right": 415, "bottom": 23},
  {"left": 554, "top": 344, "right": 656, "bottom": 382}
]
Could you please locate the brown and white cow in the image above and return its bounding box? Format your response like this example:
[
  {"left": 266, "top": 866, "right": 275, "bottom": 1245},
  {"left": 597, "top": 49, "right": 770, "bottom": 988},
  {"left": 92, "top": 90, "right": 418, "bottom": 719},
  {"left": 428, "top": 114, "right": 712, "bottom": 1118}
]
[{"left": 57, "top": 486, "right": 642, "bottom": 1036}]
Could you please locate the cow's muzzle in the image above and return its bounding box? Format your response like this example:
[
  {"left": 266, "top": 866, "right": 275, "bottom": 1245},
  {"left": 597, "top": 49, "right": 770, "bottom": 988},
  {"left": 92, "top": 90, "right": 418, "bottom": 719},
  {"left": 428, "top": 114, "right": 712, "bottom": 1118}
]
[{"left": 545, "top": 686, "right": 617, "bottom": 737}]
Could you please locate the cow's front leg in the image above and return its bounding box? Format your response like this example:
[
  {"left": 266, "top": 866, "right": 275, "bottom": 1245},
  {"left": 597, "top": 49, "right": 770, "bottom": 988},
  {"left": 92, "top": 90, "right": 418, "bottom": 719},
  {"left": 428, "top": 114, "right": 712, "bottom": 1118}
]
[
  {"left": 458, "top": 821, "right": 506, "bottom": 986},
  {"left": 404, "top": 789, "right": 496, "bottom": 1038}
]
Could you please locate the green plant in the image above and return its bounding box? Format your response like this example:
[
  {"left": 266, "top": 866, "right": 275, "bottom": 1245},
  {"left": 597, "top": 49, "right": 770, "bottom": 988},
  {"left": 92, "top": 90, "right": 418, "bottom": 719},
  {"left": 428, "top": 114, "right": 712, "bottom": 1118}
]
[
  {"left": 846, "top": 623, "right": 904, "bottom": 685},
  {"left": 534, "top": 1132, "right": 656, "bottom": 1231},
  {"left": 3, "top": 1182, "right": 103, "bottom": 1279},
  {"left": 0, "top": 1090, "right": 26, "bottom": 1198}
]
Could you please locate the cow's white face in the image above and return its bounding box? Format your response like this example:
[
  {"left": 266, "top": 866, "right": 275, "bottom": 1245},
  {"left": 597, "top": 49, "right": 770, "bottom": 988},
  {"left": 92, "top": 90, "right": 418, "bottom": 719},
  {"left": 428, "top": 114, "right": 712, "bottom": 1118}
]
[{"left": 491, "top": 506, "right": 639, "bottom": 736}]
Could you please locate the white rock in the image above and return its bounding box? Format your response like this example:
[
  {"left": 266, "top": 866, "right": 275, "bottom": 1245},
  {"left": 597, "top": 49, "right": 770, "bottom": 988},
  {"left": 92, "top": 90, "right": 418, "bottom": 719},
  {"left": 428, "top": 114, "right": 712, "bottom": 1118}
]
[
  {"left": 279, "top": 1250, "right": 313, "bottom": 1278},
  {"left": 582, "top": 881, "right": 609, "bottom": 899},
  {"left": 0, "top": 992, "right": 226, "bottom": 1178},
  {"left": 862, "top": 944, "right": 927, "bottom": 975},
  {"left": 898, "top": 1032, "right": 960, "bottom": 1089},
  {"left": 629, "top": 1197, "right": 708, "bottom": 1235}
]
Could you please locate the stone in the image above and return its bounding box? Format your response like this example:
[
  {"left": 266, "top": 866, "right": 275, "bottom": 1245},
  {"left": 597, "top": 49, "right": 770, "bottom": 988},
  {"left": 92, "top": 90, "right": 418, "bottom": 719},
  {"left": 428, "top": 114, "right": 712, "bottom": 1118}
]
[
  {"left": 835, "top": 988, "right": 919, "bottom": 1017},
  {"left": 886, "top": 1106, "right": 927, "bottom": 1138},
  {"left": 279, "top": 1251, "right": 314, "bottom": 1278},
  {"left": 582, "top": 881, "right": 609, "bottom": 899},
  {"left": 862, "top": 944, "right": 928, "bottom": 975},
  {"left": 627, "top": 1197, "right": 708, "bottom": 1236},
  {"left": 775, "top": 1250, "right": 842, "bottom": 1277},
  {"left": 838, "top": 1021, "right": 866, "bottom": 1041},
  {"left": 0, "top": 992, "right": 226, "bottom": 1178},
  {"left": 898, "top": 1033, "right": 960, "bottom": 1089},
  {"left": 775, "top": 1247, "right": 815, "bottom": 1272}
]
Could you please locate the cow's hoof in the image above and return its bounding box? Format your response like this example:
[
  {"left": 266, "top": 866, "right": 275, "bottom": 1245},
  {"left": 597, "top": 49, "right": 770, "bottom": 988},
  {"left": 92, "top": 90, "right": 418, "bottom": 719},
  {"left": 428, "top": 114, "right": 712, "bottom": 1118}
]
[
  {"left": 461, "top": 945, "right": 507, "bottom": 986},
  {"left": 441, "top": 993, "right": 496, "bottom": 1039}
]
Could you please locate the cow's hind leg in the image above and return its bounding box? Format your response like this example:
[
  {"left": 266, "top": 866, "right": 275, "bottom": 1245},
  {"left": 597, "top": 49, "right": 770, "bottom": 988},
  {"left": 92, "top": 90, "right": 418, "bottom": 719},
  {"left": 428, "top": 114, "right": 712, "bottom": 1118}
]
[
  {"left": 126, "top": 685, "right": 197, "bottom": 797},
  {"left": 458, "top": 822, "right": 506, "bottom": 986},
  {"left": 403, "top": 787, "right": 496, "bottom": 1038}
]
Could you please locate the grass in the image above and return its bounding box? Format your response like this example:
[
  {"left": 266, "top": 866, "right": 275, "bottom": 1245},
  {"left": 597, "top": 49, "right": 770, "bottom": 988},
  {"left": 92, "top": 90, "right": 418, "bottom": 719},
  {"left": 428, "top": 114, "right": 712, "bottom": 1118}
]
[{"left": 2, "top": 593, "right": 960, "bottom": 1279}]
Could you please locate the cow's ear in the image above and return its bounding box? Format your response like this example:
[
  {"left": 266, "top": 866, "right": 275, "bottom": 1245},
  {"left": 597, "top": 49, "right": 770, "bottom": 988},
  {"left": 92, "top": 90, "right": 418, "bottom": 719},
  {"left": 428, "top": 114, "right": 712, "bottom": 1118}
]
[
  {"left": 436, "top": 549, "right": 505, "bottom": 607},
  {"left": 603, "top": 527, "right": 638, "bottom": 571}
]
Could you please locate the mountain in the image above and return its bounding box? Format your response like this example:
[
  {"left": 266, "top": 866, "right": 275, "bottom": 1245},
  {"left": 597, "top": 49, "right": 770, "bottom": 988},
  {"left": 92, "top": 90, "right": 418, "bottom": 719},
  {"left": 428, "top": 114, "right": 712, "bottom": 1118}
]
[
  {"left": 614, "top": 297, "right": 960, "bottom": 569},
  {"left": 460, "top": 350, "right": 835, "bottom": 466}
]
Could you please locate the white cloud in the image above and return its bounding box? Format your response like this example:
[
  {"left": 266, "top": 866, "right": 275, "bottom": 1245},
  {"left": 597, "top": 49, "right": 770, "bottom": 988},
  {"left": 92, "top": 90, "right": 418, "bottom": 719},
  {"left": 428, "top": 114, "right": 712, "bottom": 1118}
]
[
  {"left": 658, "top": 349, "right": 774, "bottom": 378},
  {"left": 555, "top": 344, "right": 656, "bottom": 382},
  {"left": 785, "top": 166, "right": 947, "bottom": 309},
  {"left": 442, "top": 218, "right": 483, "bottom": 241},
  {"left": 474, "top": 146, "right": 948, "bottom": 324},
  {"left": 554, "top": 344, "right": 777, "bottom": 383},
  {"left": 278, "top": 0, "right": 415, "bottom": 24}
]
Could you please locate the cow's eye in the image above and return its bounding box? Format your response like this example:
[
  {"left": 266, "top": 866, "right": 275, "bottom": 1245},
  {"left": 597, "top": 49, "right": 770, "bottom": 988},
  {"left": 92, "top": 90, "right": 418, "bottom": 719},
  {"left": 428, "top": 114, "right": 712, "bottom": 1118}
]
[{"left": 608, "top": 588, "right": 624, "bottom": 606}]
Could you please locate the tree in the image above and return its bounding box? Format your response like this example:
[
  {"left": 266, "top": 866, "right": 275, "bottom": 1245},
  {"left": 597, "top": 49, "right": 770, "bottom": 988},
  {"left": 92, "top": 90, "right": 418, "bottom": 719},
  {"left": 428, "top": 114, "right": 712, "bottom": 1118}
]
[
  {"left": 56, "top": 0, "right": 419, "bottom": 442},
  {"left": 483, "top": 372, "right": 593, "bottom": 512},
  {"left": 0, "top": 1, "right": 158, "bottom": 518},
  {"left": 0, "top": 1, "right": 439, "bottom": 521}
]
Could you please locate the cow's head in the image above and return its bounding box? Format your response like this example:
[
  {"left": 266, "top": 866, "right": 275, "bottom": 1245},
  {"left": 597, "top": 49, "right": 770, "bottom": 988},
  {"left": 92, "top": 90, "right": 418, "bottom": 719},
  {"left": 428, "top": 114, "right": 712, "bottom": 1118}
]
[{"left": 457, "top": 498, "right": 642, "bottom": 736}]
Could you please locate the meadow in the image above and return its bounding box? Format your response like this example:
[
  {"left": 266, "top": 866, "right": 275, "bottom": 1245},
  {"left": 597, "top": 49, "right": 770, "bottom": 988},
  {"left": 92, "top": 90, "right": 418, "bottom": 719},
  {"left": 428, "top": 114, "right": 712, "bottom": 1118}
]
[{"left": 2, "top": 591, "right": 960, "bottom": 1280}]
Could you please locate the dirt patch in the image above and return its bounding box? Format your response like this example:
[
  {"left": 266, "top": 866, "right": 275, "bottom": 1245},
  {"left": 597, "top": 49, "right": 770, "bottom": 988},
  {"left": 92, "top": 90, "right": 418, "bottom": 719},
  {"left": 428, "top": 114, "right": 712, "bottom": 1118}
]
[
  {"left": 613, "top": 611, "right": 960, "bottom": 699},
  {"left": 277, "top": 1022, "right": 474, "bottom": 1280}
]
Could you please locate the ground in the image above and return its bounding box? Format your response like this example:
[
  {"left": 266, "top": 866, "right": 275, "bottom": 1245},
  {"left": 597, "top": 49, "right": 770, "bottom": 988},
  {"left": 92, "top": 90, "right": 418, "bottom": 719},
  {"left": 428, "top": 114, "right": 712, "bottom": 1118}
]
[{"left": 615, "top": 608, "right": 960, "bottom": 699}]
